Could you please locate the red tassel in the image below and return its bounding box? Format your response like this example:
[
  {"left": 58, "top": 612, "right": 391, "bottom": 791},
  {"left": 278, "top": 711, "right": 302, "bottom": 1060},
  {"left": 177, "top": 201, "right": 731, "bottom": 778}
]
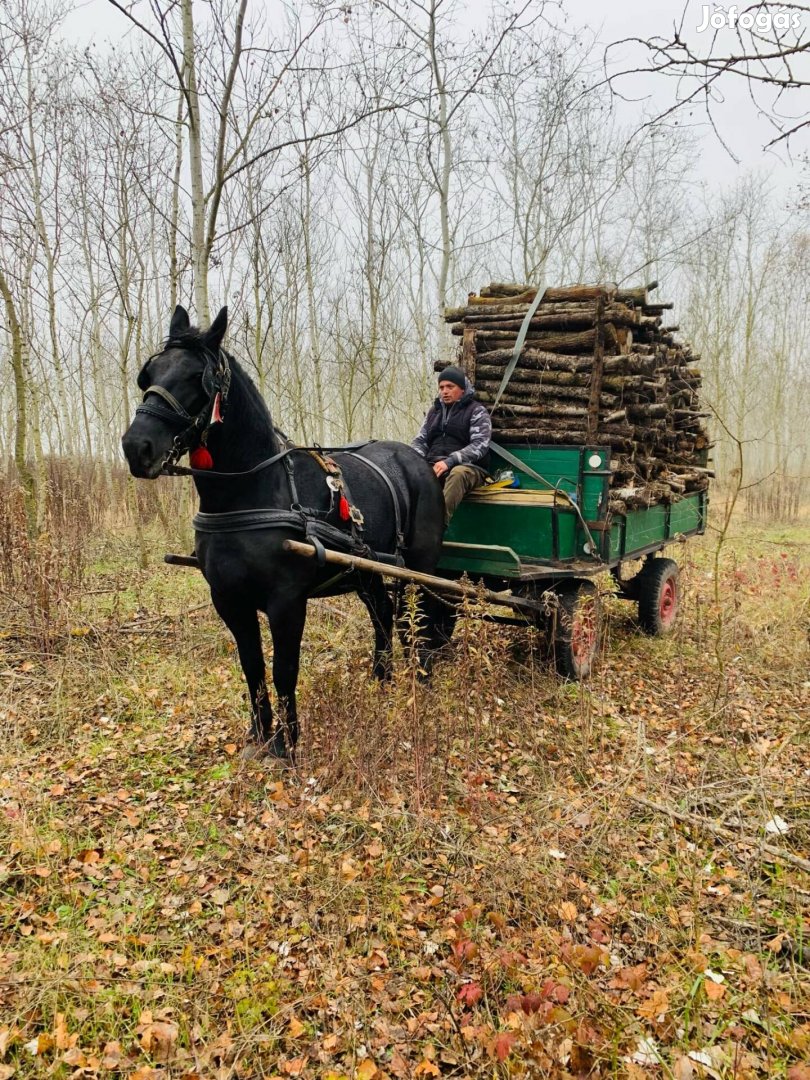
[
  {"left": 339, "top": 494, "right": 350, "bottom": 521},
  {"left": 190, "top": 446, "right": 214, "bottom": 469}
]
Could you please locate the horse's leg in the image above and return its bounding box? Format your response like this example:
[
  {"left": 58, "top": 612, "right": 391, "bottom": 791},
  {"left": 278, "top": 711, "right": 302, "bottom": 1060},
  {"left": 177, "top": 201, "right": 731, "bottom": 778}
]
[
  {"left": 358, "top": 574, "right": 394, "bottom": 680},
  {"left": 210, "top": 593, "right": 273, "bottom": 747},
  {"left": 267, "top": 596, "right": 307, "bottom": 759}
]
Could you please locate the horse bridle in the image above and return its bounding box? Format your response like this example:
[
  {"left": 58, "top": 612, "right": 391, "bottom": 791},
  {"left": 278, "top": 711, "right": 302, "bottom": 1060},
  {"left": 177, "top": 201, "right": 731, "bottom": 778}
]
[{"left": 136, "top": 341, "right": 232, "bottom": 468}]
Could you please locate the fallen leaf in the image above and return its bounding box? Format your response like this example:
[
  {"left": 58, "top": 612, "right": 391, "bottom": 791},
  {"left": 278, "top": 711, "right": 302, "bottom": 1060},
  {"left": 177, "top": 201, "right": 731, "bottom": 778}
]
[
  {"left": 489, "top": 1033, "right": 516, "bottom": 1063},
  {"left": 457, "top": 982, "right": 483, "bottom": 1007},
  {"left": 637, "top": 988, "right": 669, "bottom": 1022},
  {"left": 413, "top": 1059, "right": 440, "bottom": 1077},
  {"left": 389, "top": 1050, "right": 409, "bottom": 1078},
  {"left": 764, "top": 815, "right": 789, "bottom": 835},
  {"left": 487, "top": 911, "right": 507, "bottom": 935},
  {"left": 628, "top": 1037, "right": 659, "bottom": 1066},
  {"left": 767, "top": 933, "right": 787, "bottom": 953},
  {"left": 673, "top": 1056, "right": 694, "bottom": 1080},
  {"left": 704, "top": 979, "right": 725, "bottom": 1002},
  {"left": 280, "top": 1058, "right": 306, "bottom": 1076},
  {"left": 558, "top": 901, "right": 578, "bottom": 922},
  {"left": 689, "top": 1050, "right": 713, "bottom": 1066},
  {"left": 287, "top": 1018, "right": 306, "bottom": 1039},
  {"left": 53, "top": 1014, "right": 72, "bottom": 1051},
  {"left": 101, "top": 1041, "right": 124, "bottom": 1069},
  {"left": 139, "top": 1020, "right": 179, "bottom": 1062},
  {"left": 61, "top": 1048, "right": 87, "bottom": 1067},
  {"left": 25, "top": 1034, "right": 54, "bottom": 1057},
  {"left": 612, "top": 963, "right": 648, "bottom": 992},
  {"left": 76, "top": 848, "right": 102, "bottom": 864}
]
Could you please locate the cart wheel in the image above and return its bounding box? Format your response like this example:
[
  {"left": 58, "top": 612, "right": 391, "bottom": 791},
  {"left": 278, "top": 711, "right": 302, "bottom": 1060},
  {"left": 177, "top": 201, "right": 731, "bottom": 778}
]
[
  {"left": 636, "top": 558, "right": 679, "bottom": 636},
  {"left": 551, "top": 582, "right": 600, "bottom": 680}
]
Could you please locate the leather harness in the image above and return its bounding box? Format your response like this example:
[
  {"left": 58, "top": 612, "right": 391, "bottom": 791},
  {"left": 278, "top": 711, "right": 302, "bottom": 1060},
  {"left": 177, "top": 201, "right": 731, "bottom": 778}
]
[{"left": 137, "top": 344, "right": 408, "bottom": 567}]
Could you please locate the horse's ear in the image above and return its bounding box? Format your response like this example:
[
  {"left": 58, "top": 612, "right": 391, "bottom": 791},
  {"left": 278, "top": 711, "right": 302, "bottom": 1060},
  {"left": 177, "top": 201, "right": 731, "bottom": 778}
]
[
  {"left": 169, "top": 305, "right": 190, "bottom": 338},
  {"left": 136, "top": 362, "right": 151, "bottom": 392},
  {"left": 206, "top": 306, "right": 228, "bottom": 351}
]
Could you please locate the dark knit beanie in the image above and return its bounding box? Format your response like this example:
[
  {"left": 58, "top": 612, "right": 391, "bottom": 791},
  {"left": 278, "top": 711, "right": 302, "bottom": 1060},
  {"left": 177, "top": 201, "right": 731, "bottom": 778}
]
[{"left": 437, "top": 365, "right": 466, "bottom": 391}]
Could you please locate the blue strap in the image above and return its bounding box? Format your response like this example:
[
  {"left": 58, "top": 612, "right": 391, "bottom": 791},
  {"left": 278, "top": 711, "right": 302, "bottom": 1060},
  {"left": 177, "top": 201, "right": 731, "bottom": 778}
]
[{"left": 488, "top": 286, "right": 547, "bottom": 413}]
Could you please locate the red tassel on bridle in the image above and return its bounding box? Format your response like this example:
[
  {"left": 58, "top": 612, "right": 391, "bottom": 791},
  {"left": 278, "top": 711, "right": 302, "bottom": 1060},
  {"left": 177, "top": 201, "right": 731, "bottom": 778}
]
[
  {"left": 190, "top": 446, "right": 214, "bottom": 469},
  {"left": 339, "top": 494, "right": 350, "bottom": 521}
]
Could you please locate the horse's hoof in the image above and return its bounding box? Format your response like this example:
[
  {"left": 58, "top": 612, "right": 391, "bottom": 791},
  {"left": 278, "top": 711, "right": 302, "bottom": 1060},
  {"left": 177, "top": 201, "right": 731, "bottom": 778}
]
[
  {"left": 268, "top": 739, "right": 294, "bottom": 763},
  {"left": 241, "top": 741, "right": 269, "bottom": 761}
]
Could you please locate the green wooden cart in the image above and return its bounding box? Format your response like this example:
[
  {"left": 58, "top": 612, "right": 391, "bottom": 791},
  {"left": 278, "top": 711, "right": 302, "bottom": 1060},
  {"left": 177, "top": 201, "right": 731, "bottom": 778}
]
[
  {"left": 431, "top": 443, "right": 707, "bottom": 678},
  {"left": 171, "top": 442, "right": 707, "bottom": 681}
]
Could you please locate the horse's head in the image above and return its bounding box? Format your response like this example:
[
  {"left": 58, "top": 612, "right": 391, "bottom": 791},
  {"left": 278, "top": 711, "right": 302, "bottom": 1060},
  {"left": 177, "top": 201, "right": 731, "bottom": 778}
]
[{"left": 122, "top": 305, "right": 229, "bottom": 478}]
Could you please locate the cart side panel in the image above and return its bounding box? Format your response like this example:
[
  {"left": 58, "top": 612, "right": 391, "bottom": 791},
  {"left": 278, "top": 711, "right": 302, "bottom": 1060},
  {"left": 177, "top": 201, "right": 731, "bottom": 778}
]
[
  {"left": 486, "top": 446, "right": 583, "bottom": 492},
  {"left": 443, "top": 502, "right": 579, "bottom": 562},
  {"left": 669, "top": 494, "right": 705, "bottom": 535},
  {"left": 608, "top": 491, "right": 707, "bottom": 561},
  {"left": 621, "top": 505, "right": 669, "bottom": 552},
  {"left": 441, "top": 445, "right": 606, "bottom": 574}
]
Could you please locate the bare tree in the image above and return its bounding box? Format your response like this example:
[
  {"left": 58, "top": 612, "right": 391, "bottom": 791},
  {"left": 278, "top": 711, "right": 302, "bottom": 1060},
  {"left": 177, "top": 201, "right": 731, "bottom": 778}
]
[{"left": 607, "top": 2, "right": 810, "bottom": 148}]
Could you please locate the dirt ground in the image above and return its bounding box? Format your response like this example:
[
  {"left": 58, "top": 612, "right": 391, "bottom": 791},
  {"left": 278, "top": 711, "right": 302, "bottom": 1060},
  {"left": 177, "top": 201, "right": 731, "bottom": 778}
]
[{"left": 1, "top": 509, "right": 808, "bottom": 1078}]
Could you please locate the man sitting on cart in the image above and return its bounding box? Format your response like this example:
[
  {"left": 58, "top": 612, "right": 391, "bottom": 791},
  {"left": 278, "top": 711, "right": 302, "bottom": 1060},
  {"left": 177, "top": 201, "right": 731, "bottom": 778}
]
[{"left": 412, "top": 365, "right": 492, "bottom": 525}]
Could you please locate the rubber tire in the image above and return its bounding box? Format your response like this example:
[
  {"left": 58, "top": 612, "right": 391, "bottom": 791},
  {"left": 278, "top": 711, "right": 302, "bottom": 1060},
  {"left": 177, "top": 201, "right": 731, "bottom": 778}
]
[
  {"left": 551, "top": 581, "right": 600, "bottom": 680},
  {"left": 636, "top": 557, "right": 680, "bottom": 636}
]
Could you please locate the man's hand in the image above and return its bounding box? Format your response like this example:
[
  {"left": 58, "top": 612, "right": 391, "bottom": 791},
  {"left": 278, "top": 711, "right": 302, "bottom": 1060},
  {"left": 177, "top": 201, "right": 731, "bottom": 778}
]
[{"left": 433, "top": 460, "right": 449, "bottom": 478}]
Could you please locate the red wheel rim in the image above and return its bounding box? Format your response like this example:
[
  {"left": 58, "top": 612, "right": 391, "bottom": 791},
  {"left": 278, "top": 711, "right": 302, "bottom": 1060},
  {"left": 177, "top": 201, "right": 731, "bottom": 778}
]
[
  {"left": 571, "top": 599, "right": 598, "bottom": 665},
  {"left": 659, "top": 577, "right": 678, "bottom": 626}
]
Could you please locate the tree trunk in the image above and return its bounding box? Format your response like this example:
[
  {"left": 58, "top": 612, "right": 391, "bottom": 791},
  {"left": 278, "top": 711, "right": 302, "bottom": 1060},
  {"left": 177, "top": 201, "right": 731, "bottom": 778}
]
[
  {"left": 181, "top": 0, "right": 208, "bottom": 322},
  {"left": 0, "top": 264, "right": 37, "bottom": 533}
]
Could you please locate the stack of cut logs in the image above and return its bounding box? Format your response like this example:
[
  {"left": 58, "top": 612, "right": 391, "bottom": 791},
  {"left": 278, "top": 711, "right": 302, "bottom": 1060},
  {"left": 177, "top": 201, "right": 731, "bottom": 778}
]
[{"left": 440, "top": 281, "right": 712, "bottom": 514}]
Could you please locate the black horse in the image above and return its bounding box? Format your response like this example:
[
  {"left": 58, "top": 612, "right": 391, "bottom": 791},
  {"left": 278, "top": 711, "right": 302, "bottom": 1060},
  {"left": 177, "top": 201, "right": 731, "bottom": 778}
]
[{"left": 122, "top": 306, "right": 446, "bottom": 758}]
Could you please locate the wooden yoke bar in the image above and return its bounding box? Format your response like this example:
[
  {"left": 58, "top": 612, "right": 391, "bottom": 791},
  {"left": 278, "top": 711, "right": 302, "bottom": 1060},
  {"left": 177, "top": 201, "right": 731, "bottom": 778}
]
[{"left": 280, "top": 539, "right": 544, "bottom": 617}]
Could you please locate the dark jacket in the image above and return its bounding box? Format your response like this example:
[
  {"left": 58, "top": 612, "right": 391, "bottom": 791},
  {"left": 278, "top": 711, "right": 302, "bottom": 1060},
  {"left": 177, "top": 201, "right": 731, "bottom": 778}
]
[{"left": 412, "top": 383, "right": 492, "bottom": 470}]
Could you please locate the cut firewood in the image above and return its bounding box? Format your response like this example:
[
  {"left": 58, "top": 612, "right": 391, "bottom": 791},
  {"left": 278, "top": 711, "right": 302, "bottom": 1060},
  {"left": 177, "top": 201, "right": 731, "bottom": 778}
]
[{"left": 446, "top": 280, "right": 711, "bottom": 510}]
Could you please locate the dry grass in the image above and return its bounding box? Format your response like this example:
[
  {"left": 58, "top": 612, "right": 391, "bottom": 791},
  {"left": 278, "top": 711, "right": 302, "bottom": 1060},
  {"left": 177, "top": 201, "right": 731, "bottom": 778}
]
[{"left": 0, "top": 489, "right": 808, "bottom": 1079}]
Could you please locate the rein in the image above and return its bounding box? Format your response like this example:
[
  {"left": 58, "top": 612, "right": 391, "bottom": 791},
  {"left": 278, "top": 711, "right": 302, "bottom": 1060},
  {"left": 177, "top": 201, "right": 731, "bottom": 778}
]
[{"left": 160, "top": 441, "right": 370, "bottom": 479}]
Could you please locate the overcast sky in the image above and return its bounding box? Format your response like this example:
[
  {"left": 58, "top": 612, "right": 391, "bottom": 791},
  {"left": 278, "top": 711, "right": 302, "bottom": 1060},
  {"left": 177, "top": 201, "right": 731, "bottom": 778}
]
[
  {"left": 573, "top": 0, "right": 807, "bottom": 193},
  {"left": 62, "top": 0, "right": 807, "bottom": 202}
]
